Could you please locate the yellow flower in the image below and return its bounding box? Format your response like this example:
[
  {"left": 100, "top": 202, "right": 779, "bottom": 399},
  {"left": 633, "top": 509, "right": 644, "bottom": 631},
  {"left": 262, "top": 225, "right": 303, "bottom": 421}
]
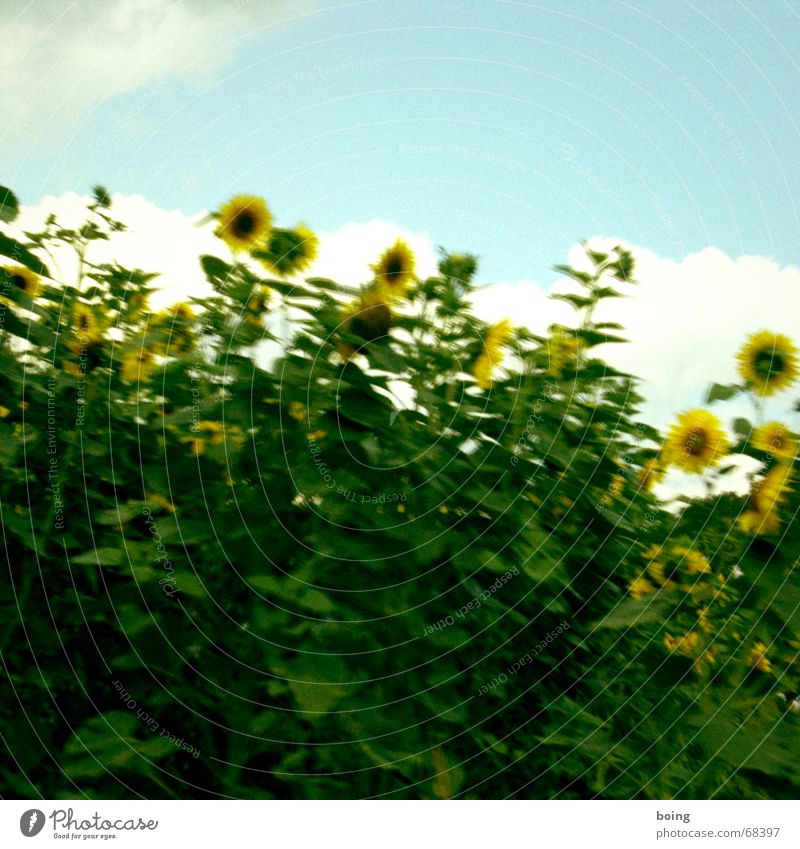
[
  {"left": 244, "top": 285, "right": 271, "bottom": 326},
  {"left": 674, "top": 547, "right": 712, "bottom": 575},
  {"left": 0, "top": 406, "right": 10, "bottom": 418},
  {"left": 346, "top": 290, "right": 393, "bottom": 342},
  {"left": 146, "top": 492, "right": 176, "bottom": 513},
  {"left": 664, "top": 630, "right": 701, "bottom": 656},
  {"left": 67, "top": 302, "right": 106, "bottom": 353},
  {"left": 752, "top": 421, "right": 796, "bottom": 460},
  {"left": 642, "top": 544, "right": 663, "bottom": 560},
  {"left": 126, "top": 291, "right": 149, "bottom": 313},
  {"left": 372, "top": 240, "right": 415, "bottom": 299},
  {"left": 1, "top": 265, "right": 38, "bottom": 298},
  {"left": 289, "top": 401, "right": 306, "bottom": 422},
  {"left": 472, "top": 352, "right": 493, "bottom": 390},
  {"left": 258, "top": 225, "right": 318, "bottom": 276},
  {"left": 151, "top": 303, "right": 195, "bottom": 356},
  {"left": 739, "top": 463, "right": 792, "bottom": 536},
  {"left": 737, "top": 330, "right": 798, "bottom": 396},
  {"left": 629, "top": 576, "right": 655, "bottom": 600},
  {"left": 757, "top": 463, "right": 793, "bottom": 512},
  {"left": 747, "top": 641, "right": 772, "bottom": 673},
  {"left": 547, "top": 327, "right": 580, "bottom": 378},
  {"left": 217, "top": 195, "right": 273, "bottom": 253},
  {"left": 184, "top": 420, "right": 241, "bottom": 456},
  {"left": 120, "top": 347, "right": 157, "bottom": 384},
  {"left": 639, "top": 459, "right": 665, "bottom": 490},
  {"left": 738, "top": 508, "right": 780, "bottom": 536},
  {"left": 662, "top": 409, "right": 730, "bottom": 474},
  {"left": 647, "top": 560, "right": 677, "bottom": 589},
  {"left": 473, "top": 319, "right": 513, "bottom": 389}
]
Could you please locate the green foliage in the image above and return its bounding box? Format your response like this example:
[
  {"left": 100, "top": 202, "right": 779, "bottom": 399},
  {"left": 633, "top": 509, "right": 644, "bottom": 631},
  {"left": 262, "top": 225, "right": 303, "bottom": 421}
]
[{"left": 0, "top": 191, "right": 799, "bottom": 800}]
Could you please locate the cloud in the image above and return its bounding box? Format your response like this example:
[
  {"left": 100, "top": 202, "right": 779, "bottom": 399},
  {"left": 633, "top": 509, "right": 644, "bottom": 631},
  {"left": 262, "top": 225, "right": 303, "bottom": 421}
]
[{"left": 0, "top": 0, "right": 310, "bottom": 153}]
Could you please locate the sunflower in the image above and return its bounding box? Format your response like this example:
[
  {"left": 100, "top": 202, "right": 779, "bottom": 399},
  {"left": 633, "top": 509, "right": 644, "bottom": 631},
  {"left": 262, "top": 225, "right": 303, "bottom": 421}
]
[
  {"left": 746, "top": 642, "right": 772, "bottom": 673},
  {"left": 151, "top": 303, "right": 196, "bottom": 356},
  {"left": 67, "top": 302, "right": 106, "bottom": 353},
  {"left": 739, "top": 463, "right": 793, "bottom": 535},
  {"left": 629, "top": 575, "right": 655, "bottom": 600},
  {"left": 664, "top": 630, "right": 701, "bottom": 657},
  {"left": 244, "top": 285, "right": 271, "bottom": 327},
  {"left": 216, "top": 195, "right": 273, "bottom": 253},
  {"left": 473, "top": 319, "right": 513, "bottom": 389},
  {"left": 677, "top": 547, "right": 712, "bottom": 575},
  {"left": 547, "top": 327, "right": 580, "bottom": 378},
  {"left": 184, "top": 420, "right": 225, "bottom": 457},
  {"left": 258, "top": 225, "right": 318, "bottom": 276},
  {"left": 346, "top": 290, "right": 393, "bottom": 342},
  {"left": 1, "top": 265, "right": 38, "bottom": 298},
  {"left": 638, "top": 458, "right": 665, "bottom": 490},
  {"left": 372, "top": 240, "right": 415, "bottom": 299},
  {"left": 120, "top": 347, "right": 157, "bottom": 384},
  {"left": 662, "top": 409, "right": 730, "bottom": 474},
  {"left": 737, "top": 330, "right": 798, "bottom": 396},
  {"left": 752, "top": 421, "right": 796, "bottom": 460}
]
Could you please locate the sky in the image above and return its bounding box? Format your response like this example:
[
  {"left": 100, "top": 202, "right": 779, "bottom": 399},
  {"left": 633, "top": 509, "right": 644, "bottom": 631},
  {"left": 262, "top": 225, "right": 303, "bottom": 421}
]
[{"left": 3, "top": 0, "right": 800, "bottom": 491}]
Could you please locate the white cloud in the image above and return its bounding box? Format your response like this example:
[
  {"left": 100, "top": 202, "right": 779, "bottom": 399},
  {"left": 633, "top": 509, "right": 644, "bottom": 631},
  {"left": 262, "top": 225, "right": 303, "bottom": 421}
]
[{"left": 0, "top": 0, "right": 310, "bottom": 153}]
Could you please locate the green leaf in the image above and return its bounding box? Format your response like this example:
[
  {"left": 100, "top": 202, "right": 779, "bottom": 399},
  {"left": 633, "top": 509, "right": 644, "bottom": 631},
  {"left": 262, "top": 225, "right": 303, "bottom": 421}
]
[
  {"left": 200, "top": 254, "right": 233, "bottom": 290},
  {"left": 593, "top": 590, "right": 673, "bottom": 629},
  {"left": 71, "top": 547, "right": 126, "bottom": 566},
  {"left": 550, "top": 293, "right": 594, "bottom": 310},
  {"left": 0, "top": 232, "right": 50, "bottom": 277},
  {"left": 0, "top": 186, "right": 20, "bottom": 223},
  {"left": 706, "top": 382, "right": 742, "bottom": 403}
]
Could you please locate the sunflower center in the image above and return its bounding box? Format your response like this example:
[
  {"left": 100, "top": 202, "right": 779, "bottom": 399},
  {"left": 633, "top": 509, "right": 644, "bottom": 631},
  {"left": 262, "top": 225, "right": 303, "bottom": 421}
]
[
  {"left": 754, "top": 349, "right": 785, "bottom": 380},
  {"left": 11, "top": 274, "right": 26, "bottom": 290},
  {"left": 233, "top": 211, "right": 256, "bottom": 238},
  {"left": 684, "top": 428, "right": 707, "bottom": 456},
  {"left": 384, "top": 257, "right": 404, "bottom": 280}
]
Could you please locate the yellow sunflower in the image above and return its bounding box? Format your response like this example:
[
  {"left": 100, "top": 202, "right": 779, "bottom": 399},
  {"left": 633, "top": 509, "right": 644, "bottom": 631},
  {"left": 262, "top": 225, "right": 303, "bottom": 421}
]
[
  {"left": 664, "top": 630, "right": 701, "bottom": 656},
  {"left": 678, "top": 547, "right": 712, "bottom": 575},
  {"left": 662, "top": 409, "right": 730, "bottom": 474},
  {"left": 216, "top": 195, "right": 273, "bottom": 253},
  {"left": 258, "top": 225, "right": 318, "bottom": 276},
  {"left": 184, "top": 420, "right": 225, "bottom": 457},
  {"left": 752, "top": 421, "right": 796, "bottom": 460},
  {"left": 120, "top": 347, "right": 157, "bottom": 384},
  {"left": 67, "top": 302, "right": 106, "bottom": 353},
  {"left": 472, "top": 319, "right": 513, "bottom": 389},
  {"left": 737, "top": 330, "right": 798, "bottom": 396},
  {"left": 151, "top": 303, "right": 196, "bottom": 356},
  {"left": 739, "top": 463, "right": 793, "bottom": 536},
  {"left": 638, "top": 458, "right": 665, "bottom": 490},
  {"left": 547, "top": 327, "right": 581, "bottom": 378},
  {"left": 1, "top": 265, "right": 39, "bottom": 298},
  {"left": 629, "top": 576, "right": 655, "bottom": 600},
  {"left": 372, "top": 240, "right": 415, "bottom": 299},
  {"left": 746, "top": 641, "right": 772, "bottom": 673},
  {"left": 244, "top": 285, "right": 271, "bottom": 327},
  {"left": 346, "top": 290, "right": 393, "bottom": 342}
]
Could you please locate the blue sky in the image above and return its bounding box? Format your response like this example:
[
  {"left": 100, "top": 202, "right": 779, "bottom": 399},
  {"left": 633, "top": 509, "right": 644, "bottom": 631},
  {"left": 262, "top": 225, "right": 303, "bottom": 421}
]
[{"left": 4, "top": 0, "right": 800, "bottom": 284}]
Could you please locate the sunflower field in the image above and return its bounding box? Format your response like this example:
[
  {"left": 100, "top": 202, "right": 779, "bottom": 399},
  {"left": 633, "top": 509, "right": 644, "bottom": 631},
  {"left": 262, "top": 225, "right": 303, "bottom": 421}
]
[{"left": 1, "top": 185, "right": 799, "bottom": 800}]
